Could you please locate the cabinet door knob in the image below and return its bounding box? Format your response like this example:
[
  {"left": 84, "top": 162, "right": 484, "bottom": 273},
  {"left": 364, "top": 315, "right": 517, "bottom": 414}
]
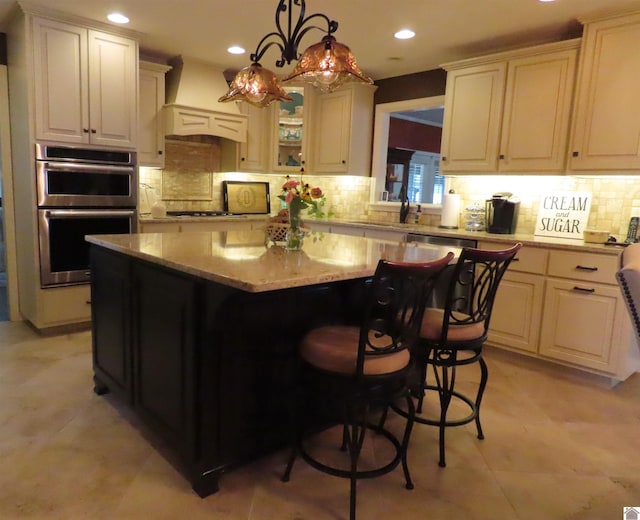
[
  {"left": 572, "top": 151, "right": 579, "bottom": 157},
  {"left": 83, "top": 128, "right": 89, "bottom": 133},
  {"left": 241, "top": 157, "right": 245, "bottom": 161},
  {"left": 499, "top": 154, "right": 505, "bottom": 160},
  {"left": 442, "top": 156, "right": 447, "bottom": 162},
  {"left": 341, "top": 160, "right": 346, "bottom": 164},
  {"left": 91, "top": 129, "right": 97, "bottom": 134},
  {"left": 158, "top": 150, "right": 163, "bottom": 155}
]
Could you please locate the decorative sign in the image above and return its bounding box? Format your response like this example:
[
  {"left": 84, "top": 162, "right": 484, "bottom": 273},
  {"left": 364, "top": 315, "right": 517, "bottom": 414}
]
[{"left": 534, "top": 191, "right": 592, "bottom": 239}]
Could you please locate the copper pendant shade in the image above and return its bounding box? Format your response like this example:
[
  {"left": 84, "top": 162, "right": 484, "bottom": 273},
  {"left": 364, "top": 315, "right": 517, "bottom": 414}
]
[
  {"left": 219, "top": 0, "right": 372, "bottom": 108},
  {"left": 218, "top": 63, "right": 292, "bottom": 107},
  {"left": 283, "top": 35, "right": 373, "bottom": 93}
]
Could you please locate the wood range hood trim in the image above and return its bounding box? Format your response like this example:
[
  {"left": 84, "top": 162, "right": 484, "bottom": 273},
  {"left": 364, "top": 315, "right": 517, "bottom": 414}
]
[
  {"left": 163, "top": 103, "right": 247, "bottom": 142},
  {"left": 163, "top": 56, "right": 247, "bottom": 142}
]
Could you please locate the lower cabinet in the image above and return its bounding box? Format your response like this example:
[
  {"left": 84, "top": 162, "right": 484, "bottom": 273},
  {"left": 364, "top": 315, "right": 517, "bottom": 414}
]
[
  {"left": 133, "top": 261, "right": 198, "bottom": 460},
  {"left": 91, "top": 247, "right": 131, "bottom": 400},
  {"left": 539, "top": 278, "right": 626, "bottom": 372},
  {"left": 489, "top": 270, "right": 545, "bottom": 353},
  {"left": 89, "top": 243, "right": 357, "bottom": 497},
  {"left": 139, "top": 219, "right": 258, "bottom": 233},
  {"left": 37, "top": 284, "right": 93, "bottom": 328},
  {"left": 306, "top": 221, "right": 407, "bottom": 242},
  {"left": 481, "top": 240, "right": 635, "bottom": 380}
]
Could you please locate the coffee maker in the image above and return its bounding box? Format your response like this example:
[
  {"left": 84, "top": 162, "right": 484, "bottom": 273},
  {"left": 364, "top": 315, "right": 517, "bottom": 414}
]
[{"left": 486, "top": 192, "right": 520, "bottom": 234}]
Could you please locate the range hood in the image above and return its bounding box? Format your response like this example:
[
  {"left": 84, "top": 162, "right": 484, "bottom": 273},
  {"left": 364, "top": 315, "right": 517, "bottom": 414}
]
[{"left": 164, "top": 56, "right": 247, "bottom": 142}]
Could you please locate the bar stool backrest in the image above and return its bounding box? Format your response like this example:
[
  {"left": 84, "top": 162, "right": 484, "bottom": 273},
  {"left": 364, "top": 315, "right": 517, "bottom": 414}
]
[
  {"left": 355, "top": 254, "right": 454, "bottom": 376},
  {"left": 439, "top": 243, "right": 522, "bottom": 345}
]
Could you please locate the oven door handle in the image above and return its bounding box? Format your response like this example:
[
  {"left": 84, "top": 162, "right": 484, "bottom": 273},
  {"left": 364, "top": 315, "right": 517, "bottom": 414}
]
[
  {"left": 44, "top": 209, "right": 137, "bottom": 218},
  {"left": 39, "top": 161, "right": 135, "bottom": 174}
]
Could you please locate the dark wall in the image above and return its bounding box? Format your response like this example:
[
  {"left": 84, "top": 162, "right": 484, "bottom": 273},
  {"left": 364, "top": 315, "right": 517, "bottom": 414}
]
[
  {"left": 388, "top": 118, "right": 441, "bottom": 153},
  {"left": 374, "top": 69, "right": 447, "bottom": 104}
]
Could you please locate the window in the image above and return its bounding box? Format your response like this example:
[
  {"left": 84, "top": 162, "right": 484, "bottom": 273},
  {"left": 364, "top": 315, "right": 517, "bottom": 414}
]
[{"left": 408, "top": 151, "right": 442, "bottom": 204}]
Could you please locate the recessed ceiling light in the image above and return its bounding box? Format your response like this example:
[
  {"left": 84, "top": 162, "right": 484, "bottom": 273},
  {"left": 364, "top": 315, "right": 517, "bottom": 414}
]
[
  {"left": 107, "top": 13, "right": 129, "bottom": 24},
  {"left": 538, "top": 0, "right": 556, "bottom": 2},
  {"left": 394, "top": 29, "right": 415, "bottom": 40},
  {"left": 227, "top": 46, "right": 246, "bottom": 55}
]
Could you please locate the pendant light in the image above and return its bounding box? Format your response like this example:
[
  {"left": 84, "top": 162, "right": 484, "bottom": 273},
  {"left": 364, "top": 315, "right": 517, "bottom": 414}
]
[
  {"left": 283, "top": 35, "right": 372, "bottom": 93},
  {"left": 219, "top": 0, "right": 372, "bottom": 107},
  {"left": 218, "top": 63, "right": 292, "bottom": 107}
]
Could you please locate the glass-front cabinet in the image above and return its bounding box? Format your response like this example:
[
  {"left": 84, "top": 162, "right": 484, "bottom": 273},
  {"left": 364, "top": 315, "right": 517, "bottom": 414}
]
[{"left": 272, "top": 85, "right": 307, "bottom": 172}]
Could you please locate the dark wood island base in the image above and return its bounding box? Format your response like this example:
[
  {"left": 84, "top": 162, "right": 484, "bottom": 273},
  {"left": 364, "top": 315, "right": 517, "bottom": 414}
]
[
  {"left": 86, "top": 231, "right": 455, "bottom": 496},
  {"left": 89, "top": 245, "right": 363, "bottom": 497}
]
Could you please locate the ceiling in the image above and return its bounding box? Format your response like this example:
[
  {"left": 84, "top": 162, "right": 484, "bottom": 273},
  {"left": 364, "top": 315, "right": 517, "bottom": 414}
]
[{"left": 2, "top": 0, "right": 640, "bottom": 80}]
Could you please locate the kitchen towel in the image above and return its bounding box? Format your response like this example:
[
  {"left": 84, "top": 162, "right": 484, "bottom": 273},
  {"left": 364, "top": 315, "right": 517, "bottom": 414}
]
[{"left": 440, "top": 191, "right": 461, "bottom": 228}]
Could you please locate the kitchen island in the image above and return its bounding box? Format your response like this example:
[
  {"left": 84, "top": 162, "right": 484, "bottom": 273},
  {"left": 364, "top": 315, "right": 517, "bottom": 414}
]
[{"left": 86, "top": 230, "right": 458, "bottom": 497}]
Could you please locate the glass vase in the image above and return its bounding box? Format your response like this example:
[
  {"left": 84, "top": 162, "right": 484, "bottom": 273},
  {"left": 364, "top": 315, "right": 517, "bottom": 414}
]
[{"left": 286, "top": 203, "right": 305, "bottom": 251}]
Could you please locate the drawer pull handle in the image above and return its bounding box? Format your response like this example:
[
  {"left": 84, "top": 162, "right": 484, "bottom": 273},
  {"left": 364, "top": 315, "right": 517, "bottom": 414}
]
[
  {"left": 573, "top": 286, "right": 595, "bottom": 293},
  {"left": 576, "top": 265, "right": 598, "bottom": 272}
]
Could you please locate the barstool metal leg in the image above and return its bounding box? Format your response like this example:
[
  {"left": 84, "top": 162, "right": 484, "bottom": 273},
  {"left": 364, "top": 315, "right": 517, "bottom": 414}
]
[
  {"left": 400, "top": 393, "right": 415, "bottom": 490},
  {"left": 475, "top": 355, "right": 488, "bottom": 440}
]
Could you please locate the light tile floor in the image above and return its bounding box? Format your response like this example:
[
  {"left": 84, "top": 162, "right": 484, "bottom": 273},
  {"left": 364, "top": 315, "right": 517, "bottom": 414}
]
[{"left": 1, "top": 320, "right": 640, "bottom": 519}]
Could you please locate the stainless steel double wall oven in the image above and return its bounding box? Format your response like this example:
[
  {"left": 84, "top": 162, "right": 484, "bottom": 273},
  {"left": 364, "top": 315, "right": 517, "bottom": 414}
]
[{"left": 36, "top": 144, "right": 137, "bottom": 287}]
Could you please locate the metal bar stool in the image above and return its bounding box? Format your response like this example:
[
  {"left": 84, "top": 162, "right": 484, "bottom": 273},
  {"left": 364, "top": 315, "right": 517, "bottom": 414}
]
[
  {"left": 398, "top": 243, "right": 521, "bottom": 467},
  {"left": 281, "top": 253, "right": 454, "bottom": 520}
]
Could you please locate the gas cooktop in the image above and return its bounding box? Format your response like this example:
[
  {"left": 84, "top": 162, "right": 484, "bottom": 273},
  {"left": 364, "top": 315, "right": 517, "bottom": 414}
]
[{"left": 166, "top": 211, "right": 235, "bottom": 217}]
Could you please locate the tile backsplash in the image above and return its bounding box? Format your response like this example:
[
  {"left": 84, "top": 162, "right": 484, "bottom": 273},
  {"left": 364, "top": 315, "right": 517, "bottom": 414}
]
[
  {"left": 141, "top": 138, "right": 640, "bottom": 238},
  {"left": 139, "top": 138, "right": 372, "bottom": 220},
  {"left": 447, "top": 175, "right": 640, "bottom": 239}
]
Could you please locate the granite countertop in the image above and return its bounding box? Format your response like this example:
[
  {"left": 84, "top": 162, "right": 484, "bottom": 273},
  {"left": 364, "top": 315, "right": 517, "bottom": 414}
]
[
  {"left": 139, "top": 214, "right": 268, "bottom": 223},
  {"left": 86, "top": 231, "right": 458, "bottom": 293},
  {"left": 138, "top": 215, "right": 625, "bottom": 256},
  {"left": 315, "top": 219, "right": 626, "bottom": 256}
]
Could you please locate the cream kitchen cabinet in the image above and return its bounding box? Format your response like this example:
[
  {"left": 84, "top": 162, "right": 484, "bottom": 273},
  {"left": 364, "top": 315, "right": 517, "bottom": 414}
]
[
  {"left": 224, "top": 83, "right": 375, "bottom": 176},
  {"left": 570, "top": 11, "right": 640, "bottom": 171},
  {"left": 139, "top": 221, "right": 181, "bottom": 233},
  {"left": 484, "top": 242, "right": 547, "bottom": 353},
  {"left": 482, "top": 240, "right": 635, "bottom": 380},
  {"left": 539, "top": 250, "right": 629, "bottom": 374},
  {"left": 440, "top": 61, "right": 505, "bottom": 172},
  {"left": 311, "top": 84, "right": 376, "bottom": 175},
  {"left": 440, "top": 39, "right": 578, "bottom": 173},
  {"left": 237, "top": 102, "right": 272, "bottom": 172},
  {"left": 540, "top": 278, "right": 625, "bottom": 373},
  {"left": 139, "top": 61, "right": 171, "bottom": 167},
  {"left": 273, "top": 85, "right": 309, "bottom": 172},
  {"left": 33, "top": 17, "right": 138, "bottom": 148},
  {"left": 139, "top": 219, "right": 258, "bottom": 233},
  {"left": 305, "top": 221, "right": 406, "bottom": 241}
]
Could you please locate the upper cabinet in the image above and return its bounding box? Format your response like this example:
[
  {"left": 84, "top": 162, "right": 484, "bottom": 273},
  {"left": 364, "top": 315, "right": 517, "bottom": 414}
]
[
  {"left": 237, "top": 102, "right": 273, "bottom": 173},
  {"left": 224, "top": 83, "right": 375, "bottom": 176},
  {"left": 440, "top": 61, "right": 505, "bottom": 172},
  {"left": 272, "top": 85, "right": 309, "bottom": 172},
  {"left": 570, "top": 12, "right": 640, "bottom": 171},
  {"left": 312, "top": 83, "right": 376, "bottom": 175},
  {"left": 440, "top": 39, "right": 579, "bottom": 173},
  {"left": 138, "top": 61, "right": 171, "bottom": 167},
  {"left": 33, "top": 17, "right": 138, "bottom": 149}
]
